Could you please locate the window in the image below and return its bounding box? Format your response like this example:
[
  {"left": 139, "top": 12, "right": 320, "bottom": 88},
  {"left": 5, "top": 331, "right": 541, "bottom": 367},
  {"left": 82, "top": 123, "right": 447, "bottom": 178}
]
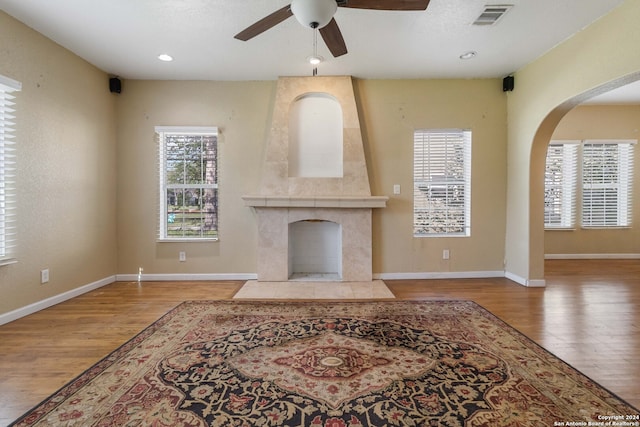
[
  {"left": 413, "top": 129, "right": 471, "bottom": 236},
  {"left": 156, "top": 126, "right": 218, "bottom": 240},
  {"left": 582, "top": 140, "right": 634, "bottom": 227},
  {"left": 544, "top": 141, "right": 578, "bottom": 228},
  {"left": 0, "top": 75, "right": 21, "bottom": 264},
  {"left": 544, "top": 139, "right": 635, "bottom": 229}
]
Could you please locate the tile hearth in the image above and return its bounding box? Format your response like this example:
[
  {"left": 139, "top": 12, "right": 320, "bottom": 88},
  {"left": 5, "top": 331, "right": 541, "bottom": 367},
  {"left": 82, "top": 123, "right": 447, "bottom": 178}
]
[{"left": 233, "top": 280, "right": 395, "bottom": 300}]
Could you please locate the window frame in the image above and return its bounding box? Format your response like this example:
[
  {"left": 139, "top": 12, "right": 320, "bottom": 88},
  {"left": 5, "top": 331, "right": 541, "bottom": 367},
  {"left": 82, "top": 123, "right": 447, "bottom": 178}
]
[
  {"left": 544, "top": 139, "right": 636, "bottom": 231},
  {"left": 581, "top": 139, "right": 635, "bottom": 228},
  {"left": 544, "top": 141, "right": 579, "bottom": 230},
  {"left": 156, "top": 126, "right": 219, "bottom": 242},
  {"left": 413, "top": 128, "right": 472, "bottom": 237},
  {"left": 0, "top": 74, "right": 21, "bottom": 265}
]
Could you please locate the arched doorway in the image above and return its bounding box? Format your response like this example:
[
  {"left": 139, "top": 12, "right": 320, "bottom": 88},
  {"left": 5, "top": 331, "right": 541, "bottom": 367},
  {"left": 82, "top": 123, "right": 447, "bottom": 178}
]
[{"left": 529, "top": 74, "right": 640, "bottom": 281}]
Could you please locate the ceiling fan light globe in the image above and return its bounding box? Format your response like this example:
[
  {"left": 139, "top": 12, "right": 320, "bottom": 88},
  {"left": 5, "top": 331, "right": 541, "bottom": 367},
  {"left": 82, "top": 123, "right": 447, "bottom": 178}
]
[{"left": 291, "top": 0, "right": 337, "bottom": 29}]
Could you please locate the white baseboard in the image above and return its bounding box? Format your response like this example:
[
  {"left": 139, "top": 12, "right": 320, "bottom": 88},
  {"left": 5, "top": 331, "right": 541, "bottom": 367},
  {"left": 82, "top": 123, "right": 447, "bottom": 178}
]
[
  {"left": 504, "top": 271, "right": 546, "bottom": 287},
  {"left": 115, "top": 273, "right": 258, "bottom": 282},
  {"left": 3, "top": 268, "right": 555, "bottom": 326},
  {"left": 375, "top": 271, "right": 505, "bottom": 281},
  {"left": 0, "top": 275, "right": 116, "bottom": 326},
  {"left": 377, "top": 270, "right": 549, "bottom": 288},
  {"left": 545, "top": 253, "right": 640, "bottom": 259},
  {"left": 526, "top": 279, "right": 546, "bottom": 287}
]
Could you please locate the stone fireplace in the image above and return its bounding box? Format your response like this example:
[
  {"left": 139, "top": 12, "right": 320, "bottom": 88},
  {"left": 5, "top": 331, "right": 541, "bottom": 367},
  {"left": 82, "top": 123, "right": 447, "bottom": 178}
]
[{"left": 243, "top": 76, "right": 387, "bottom": 282}]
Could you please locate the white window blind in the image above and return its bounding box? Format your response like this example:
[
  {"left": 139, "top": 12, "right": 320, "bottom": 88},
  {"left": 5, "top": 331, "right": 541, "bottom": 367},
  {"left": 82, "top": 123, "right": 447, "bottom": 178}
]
[
  {"left": 582, "top": 140, "right": 635, "bottom": 227},
  {"left": 544, "top": 141, "right": 578, "bottom": 228},
  {"left": 0, "top": 75, "right": 21, "bottom": 263},
  {"left": 156, "top": 126, "right": 219, "bottom": 241},
  {"left": 413, "top": 129, "right": 471, "bottom": 236}
]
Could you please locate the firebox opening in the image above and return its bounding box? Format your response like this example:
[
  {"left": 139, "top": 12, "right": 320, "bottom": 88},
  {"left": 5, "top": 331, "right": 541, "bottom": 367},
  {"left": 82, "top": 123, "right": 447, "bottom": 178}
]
[{"left": 288, "top": 219, "right": 342, "bottom": 281}]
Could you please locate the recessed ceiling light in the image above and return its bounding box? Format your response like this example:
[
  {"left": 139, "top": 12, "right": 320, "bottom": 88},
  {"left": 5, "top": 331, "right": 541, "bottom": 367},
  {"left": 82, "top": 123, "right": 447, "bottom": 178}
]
[
  {"left": 158, "top": 54, "right": 174, "bottom": 62},
  {"left": 459, "top": 51, "right": 477, "bottom": 60}
]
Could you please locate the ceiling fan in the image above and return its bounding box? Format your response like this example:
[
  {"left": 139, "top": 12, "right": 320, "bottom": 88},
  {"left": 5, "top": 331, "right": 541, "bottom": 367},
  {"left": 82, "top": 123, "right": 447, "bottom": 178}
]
[{"left": 234, "top": 0, "right": 431, "bottom": 58}]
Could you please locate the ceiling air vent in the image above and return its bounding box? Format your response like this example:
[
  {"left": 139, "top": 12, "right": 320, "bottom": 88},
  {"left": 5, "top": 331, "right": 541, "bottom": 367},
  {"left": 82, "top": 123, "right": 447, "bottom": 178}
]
[{"left": 473, "top": 5, "right": 513, "bottom": 26}]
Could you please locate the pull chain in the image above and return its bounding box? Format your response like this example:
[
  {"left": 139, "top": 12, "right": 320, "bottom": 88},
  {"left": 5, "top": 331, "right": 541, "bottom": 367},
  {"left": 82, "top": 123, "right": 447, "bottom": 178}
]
[
  {"left": 313, "top": 25, "right": 318, "bottom": 59},
  {"left": 312, "top": 23, "right": 319, "bottom": 76}
]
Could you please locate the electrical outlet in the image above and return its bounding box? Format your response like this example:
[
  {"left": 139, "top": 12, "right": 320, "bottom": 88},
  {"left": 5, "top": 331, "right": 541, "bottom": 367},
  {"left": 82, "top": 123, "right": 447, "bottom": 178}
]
[
  {"left": 40, "top": 269, "right": 49, "bottom": 284},
  {"left": 393, "top": 184, "right": 401, "bottom": 195},
  {"left": 442, "top": 249, "right": 450, "bottom": 260},
  {"left": 179, "top": 251, "right": 186, "bottom": 262}
]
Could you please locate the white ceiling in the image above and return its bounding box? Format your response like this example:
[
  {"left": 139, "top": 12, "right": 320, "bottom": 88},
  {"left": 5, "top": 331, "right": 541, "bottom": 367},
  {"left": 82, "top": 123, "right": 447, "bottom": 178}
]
[{"left": 1, "top": 0, "right": 637, "bottom": 104}]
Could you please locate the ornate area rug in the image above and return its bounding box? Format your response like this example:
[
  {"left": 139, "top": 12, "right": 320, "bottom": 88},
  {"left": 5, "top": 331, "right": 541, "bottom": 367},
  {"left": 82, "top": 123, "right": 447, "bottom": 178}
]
[{"left": 11, "top": 301, "right": 638, "bottom": 426}]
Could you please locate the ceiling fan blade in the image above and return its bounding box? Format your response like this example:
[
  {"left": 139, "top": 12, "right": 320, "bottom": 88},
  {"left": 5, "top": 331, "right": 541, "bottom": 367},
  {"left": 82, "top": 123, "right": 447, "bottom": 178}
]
[
  {"left": 340, "top": 0, "right": 430, "bottom": 11},
  {"left": 319, "top": 18, "right": 348, "bottom": 57},
  {"left": 234, "top": 4, "right": 294, "bottom": 41}
]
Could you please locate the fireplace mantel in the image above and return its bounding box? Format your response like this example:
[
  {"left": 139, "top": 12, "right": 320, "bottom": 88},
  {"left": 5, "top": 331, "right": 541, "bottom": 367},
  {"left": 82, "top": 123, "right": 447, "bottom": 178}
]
[{"left": 242, "top": 195, "right": 388, "bottom": 209}]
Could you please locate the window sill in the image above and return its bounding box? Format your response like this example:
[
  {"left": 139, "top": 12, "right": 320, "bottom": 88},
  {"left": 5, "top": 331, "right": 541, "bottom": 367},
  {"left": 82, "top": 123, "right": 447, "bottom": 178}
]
[
  {"left": 580, "top": 226, "right": 631, "bottom": 230},
  {"left": 0, "top": 257, "right": 18, "bottom": 267},
  {"left": 544, "top": 227, "right": 576, "bottom": 231},
  {"left": 157, "top": 238, "right": 219, "bottom": 243},
  {"left": 413, "top": 234, "right": 470, "bottom": 238}
]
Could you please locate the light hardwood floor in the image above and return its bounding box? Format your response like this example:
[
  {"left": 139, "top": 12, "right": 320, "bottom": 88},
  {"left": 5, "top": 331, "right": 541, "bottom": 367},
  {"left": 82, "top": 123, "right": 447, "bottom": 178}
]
[{"left": 0, "top": 259, "right": 638, "bottom": 425}]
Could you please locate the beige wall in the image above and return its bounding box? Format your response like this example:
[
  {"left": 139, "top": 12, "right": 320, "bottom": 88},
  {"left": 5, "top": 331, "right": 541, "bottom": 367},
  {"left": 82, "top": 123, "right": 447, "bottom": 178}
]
[
  {"left": 116, "top": 78, "right": 508, "bottom": 277},
  {"left": 354, "top": 79, "right": 507, "bottom": 274},
  {"left": 545, "top": 105, "right": 640, "bottom": 256},
  {"left": 115, "top": 80, "right": 274, "bottom": 275},
  {"left": 506, "top": 0, "right": 640, "bottom": 284},
  {"left": 0, "top": 11, "right": 117, "bottom": 315}
]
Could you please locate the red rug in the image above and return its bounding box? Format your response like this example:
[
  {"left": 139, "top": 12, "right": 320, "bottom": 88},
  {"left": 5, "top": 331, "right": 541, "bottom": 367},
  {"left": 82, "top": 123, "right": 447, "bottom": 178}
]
[{"left": 11, "top": 301, "right": 638, "bottom": 426}]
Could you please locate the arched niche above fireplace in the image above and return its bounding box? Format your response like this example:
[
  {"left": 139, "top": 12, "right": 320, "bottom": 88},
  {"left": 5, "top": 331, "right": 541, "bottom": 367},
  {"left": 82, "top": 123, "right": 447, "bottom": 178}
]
[{"left": 288, "top": 92, "right": 343, "bottom": 178}]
